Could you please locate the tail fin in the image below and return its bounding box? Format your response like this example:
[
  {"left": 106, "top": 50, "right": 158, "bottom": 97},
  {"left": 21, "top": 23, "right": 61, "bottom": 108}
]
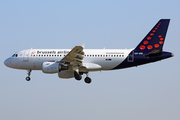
[{"left": 134, "top": 19, "right": 170, "bottom": 52}]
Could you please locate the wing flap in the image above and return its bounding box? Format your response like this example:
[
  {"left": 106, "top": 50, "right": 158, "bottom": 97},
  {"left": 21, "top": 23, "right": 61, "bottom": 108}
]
[{"left": 61, "top": 45, "right": 85, "bottom": 66}]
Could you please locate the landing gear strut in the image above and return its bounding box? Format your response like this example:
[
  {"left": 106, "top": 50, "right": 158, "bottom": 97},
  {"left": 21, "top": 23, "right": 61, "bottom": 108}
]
[{"left": 26, "top": 69, "right": 31, "bottom": 81}]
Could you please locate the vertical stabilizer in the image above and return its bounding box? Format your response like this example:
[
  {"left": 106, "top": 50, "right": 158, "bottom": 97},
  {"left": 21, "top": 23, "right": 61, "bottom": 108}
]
[{"left": 134, "top": 19, "right": 170, "bottom": 52}]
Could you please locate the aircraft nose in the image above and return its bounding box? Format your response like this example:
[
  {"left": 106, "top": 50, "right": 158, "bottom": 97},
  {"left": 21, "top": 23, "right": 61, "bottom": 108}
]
[{"left": 4, "top": 58, "right": 11, "bottom": 67}]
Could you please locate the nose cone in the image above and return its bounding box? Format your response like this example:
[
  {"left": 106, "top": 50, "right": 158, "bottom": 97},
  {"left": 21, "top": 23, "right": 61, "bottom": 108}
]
[{"left": 4, "top": 58, "right": 11, "bottom": 67}]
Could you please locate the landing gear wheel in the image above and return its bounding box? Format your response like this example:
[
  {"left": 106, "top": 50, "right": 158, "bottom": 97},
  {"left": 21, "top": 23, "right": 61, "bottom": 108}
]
[
  {"left": 84, "top": 77, "right": 91, "bottom": 84},
  {"left": 26, "top": 77, "right": 31, "bottom": 81},
  {"left": 26, "top": 69, "right": 32, "bottom": 81},
  {"left": 74, "top": 71, "right": 82, "bottom": 81}
]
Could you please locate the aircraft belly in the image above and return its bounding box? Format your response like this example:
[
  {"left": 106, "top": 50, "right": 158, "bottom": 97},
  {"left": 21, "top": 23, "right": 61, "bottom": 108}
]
[{"left": 29, "top": 58, "right": 51, "bottom": 70}]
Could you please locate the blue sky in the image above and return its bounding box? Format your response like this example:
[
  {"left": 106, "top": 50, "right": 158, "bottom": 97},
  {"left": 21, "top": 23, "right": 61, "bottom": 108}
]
[{"left": 0, "top": 0, "right": 180, "bottom": 120}]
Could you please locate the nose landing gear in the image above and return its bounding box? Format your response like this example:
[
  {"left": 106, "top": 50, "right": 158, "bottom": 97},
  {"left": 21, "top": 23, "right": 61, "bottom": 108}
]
[{"left": 26, "top": 69, "right": 31, "bottom": 81}]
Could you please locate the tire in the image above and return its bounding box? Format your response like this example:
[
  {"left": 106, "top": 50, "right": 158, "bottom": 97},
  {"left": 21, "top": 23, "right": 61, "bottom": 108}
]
[
  {"left": 26, "top": 77, "right": 30, "bottom": 81},
  {"left": 84, "top": 77, "right": 91, "bottom": 84},
  {"left": 74, "top": 72, "right": 82, "bottom": 80}
]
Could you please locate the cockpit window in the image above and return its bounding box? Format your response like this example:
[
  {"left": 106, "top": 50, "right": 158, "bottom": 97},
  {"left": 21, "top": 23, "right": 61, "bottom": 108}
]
[{"left": 12, "top": 54, "right": 18, "bottom": 57}]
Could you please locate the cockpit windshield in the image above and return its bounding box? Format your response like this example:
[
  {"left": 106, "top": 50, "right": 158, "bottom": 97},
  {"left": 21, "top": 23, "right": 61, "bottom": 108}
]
[{"left": 12, "top": 54, "right": 18, "bottom": 57}]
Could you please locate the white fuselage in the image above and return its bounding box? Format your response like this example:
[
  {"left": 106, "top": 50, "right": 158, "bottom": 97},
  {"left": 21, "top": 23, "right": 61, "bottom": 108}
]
[{"left": 5, "top": 49, "right": 133, "bottom": 71}]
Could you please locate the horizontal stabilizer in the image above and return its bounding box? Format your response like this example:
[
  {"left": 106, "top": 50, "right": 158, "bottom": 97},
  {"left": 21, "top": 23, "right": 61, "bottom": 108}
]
[{"left": 145, "top": 49, "right": 162, "bottom": 57}]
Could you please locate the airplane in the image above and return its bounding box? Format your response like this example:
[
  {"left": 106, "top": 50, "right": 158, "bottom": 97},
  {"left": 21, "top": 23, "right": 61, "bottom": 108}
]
[{"left": 4, "top": 19, "right": 173, "bottom": 84}]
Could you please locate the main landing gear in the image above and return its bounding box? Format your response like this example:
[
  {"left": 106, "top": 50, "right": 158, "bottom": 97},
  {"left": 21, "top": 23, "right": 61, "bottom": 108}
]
[
  {"left": 74, "top": 71, "right": 82, "bottom": 80},
  {"left": 26, "top": 69, "right": 31, "bottom": 81},
  {"left": 74, "top": 71, "right": 92, "bottom": 84},
  {"left": 84, "top": 73, "right": 91, "bottom": 84}
]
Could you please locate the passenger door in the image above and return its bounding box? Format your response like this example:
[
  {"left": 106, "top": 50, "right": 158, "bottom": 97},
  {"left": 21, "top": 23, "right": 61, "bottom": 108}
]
[
  {"left": 128, "top": 51, "right": 134, "bottom": 62},
  {"left": 23, "top": 50, "right": 29, "bottom": 62}
]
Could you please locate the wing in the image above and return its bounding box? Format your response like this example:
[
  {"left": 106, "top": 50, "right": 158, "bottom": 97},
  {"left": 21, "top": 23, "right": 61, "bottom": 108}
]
[{"left": 60, "top": 44, "right": 85, "bottom": 66}]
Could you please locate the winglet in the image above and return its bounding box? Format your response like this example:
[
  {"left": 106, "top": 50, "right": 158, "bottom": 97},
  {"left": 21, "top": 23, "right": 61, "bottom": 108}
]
[{"left": 81, "top": 43, "right": 86, "bottom": 48}]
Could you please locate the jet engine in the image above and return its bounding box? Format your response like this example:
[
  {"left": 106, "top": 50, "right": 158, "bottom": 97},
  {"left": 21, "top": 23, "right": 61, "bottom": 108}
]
[{"left": 42, "top": 62, "right": 68, "bottom": 74}]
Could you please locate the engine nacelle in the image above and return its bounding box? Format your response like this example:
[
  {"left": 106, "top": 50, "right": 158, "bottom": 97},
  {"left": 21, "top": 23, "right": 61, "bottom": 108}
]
[
  {"left": 42, "top": 62, "right": 68, "bottom": 74},
  {"left": 58, "top": 71, "right": 74, "bottom": 78}
]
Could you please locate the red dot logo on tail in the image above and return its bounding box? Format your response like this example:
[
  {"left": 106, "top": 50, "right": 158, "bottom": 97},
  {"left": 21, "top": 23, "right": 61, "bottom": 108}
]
[
  {"left": 147, "top": 36, "right": 151, "bottom": 40},
  {"left": 143, "top": 41, "right": 148, "bottom": 45},
  {"left": 160, "top": 38, "right": 164, "bottom": 40},
  {"left": 140, "top": 45, "right": 145, "bottom": 50},
  {"left": 147, "top": 45, "right": 153, "bottom": 49},
  {"left": 159, "top": 41, "right": 163, "bottom": 44},
  {"left": 134, "top": 19, "right": 170, "bottom": 51},
  {"left": 150, "top": 33, "right": 154, "bottom": 36},
  {"left": 154, "top": 44, "right": 159, "bottom": 48}
]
